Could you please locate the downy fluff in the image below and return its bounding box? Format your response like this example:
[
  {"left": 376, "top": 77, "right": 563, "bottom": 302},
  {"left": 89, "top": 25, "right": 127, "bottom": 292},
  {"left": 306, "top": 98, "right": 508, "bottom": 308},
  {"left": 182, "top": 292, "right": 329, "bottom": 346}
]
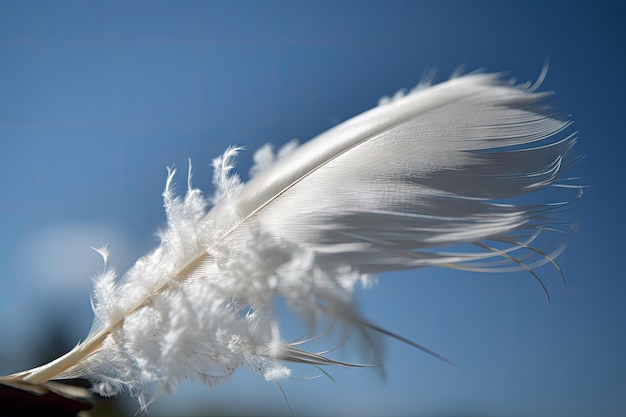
[{"left": 3, "top": 71, "right": 581, "bottom": 408}]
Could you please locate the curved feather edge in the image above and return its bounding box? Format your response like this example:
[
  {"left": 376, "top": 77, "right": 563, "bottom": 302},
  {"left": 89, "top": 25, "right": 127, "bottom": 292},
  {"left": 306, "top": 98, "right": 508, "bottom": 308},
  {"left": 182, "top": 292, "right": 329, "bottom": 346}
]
[{"left": 2, "top": 71, "right": 581, "bottom": 409}]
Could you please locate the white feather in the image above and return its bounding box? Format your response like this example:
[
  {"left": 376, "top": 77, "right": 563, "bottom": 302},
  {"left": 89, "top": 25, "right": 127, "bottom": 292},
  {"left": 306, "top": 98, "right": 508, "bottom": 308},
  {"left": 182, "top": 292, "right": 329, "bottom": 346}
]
[{"left": 2, "top": 71, "right": 581, "bottom": 408}]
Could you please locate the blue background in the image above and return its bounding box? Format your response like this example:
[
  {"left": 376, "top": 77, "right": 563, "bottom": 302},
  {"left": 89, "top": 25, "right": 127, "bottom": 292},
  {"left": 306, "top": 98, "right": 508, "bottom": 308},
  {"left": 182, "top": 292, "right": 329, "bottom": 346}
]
[{"left": 0, "top": 1, "right": 624, "bottom": 416}]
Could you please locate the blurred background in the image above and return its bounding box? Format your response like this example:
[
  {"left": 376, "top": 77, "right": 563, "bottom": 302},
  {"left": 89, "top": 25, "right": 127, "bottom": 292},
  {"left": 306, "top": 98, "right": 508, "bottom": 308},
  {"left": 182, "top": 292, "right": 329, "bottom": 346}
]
[{"left": 0, "top": 1, "right": 624, "bottom": 416}]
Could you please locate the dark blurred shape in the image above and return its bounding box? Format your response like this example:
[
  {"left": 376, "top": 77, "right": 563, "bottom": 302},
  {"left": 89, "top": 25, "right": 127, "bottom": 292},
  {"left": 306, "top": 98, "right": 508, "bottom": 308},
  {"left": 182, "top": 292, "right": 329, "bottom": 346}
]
[{"left": 0, "top": 379, "right": 93, "bottom": 417}]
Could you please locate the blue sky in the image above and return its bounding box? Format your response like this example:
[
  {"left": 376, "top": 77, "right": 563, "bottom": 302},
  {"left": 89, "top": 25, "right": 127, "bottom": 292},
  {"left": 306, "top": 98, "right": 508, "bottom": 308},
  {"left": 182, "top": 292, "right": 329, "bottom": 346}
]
[{"left": 0, "top": 1, "right": 624, "bottom": 416}]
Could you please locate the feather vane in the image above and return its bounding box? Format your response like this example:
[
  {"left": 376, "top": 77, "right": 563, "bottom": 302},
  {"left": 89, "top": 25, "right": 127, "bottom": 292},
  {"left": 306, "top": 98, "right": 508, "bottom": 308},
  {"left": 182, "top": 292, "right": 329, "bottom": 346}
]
[{"left": 2, "top": 71, "right": 581, "bottom": 408}]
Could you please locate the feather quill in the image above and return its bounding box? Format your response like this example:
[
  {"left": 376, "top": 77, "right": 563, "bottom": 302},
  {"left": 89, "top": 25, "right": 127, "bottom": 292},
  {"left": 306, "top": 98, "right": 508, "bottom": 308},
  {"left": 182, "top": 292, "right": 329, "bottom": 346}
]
[{"left": 2, "top": 71, "right": 580, "bottom": 408}]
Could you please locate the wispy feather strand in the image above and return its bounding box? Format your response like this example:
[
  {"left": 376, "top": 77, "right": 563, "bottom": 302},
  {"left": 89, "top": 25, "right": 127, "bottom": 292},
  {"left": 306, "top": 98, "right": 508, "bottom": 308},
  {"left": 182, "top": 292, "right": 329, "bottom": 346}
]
[{"left": 3, "top": 71, "right": 581, "bottom": 409}]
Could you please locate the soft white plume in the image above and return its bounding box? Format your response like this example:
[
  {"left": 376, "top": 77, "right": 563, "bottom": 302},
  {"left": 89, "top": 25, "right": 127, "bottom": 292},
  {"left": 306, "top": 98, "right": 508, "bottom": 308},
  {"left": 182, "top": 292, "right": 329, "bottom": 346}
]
[{"left": 3, "top": 71, "right": 581, "bottom": 409}]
